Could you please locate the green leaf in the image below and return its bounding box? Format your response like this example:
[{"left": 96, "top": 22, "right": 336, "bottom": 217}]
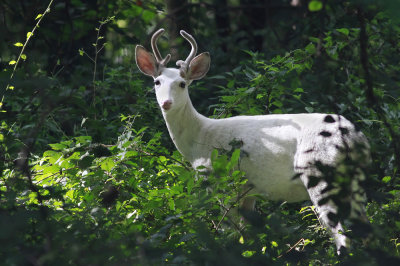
[
  {"left": 230, "top": 149, "right": 241, "bottom": 165},
  {"left": 42, "top": 164, "right": 60, "bottom": 175},
  {"left": 168, "top": 199, "right": 175, "bottom": 210},
  {"left": 101, "top": 157, "right": 115, "bottom": 172},
  {"left": 308, "top": 0, "right": 323, "bottom": 12},
  {"left": 187, "top": 178, "right": 194, "bottom": 194},
  {"left": 242, "top": 250, "right": 256, "bottom": 257},
  {"left": 305, "top": 106, "right": 314, "bottom": 113},
  {"left": 26, "top": 32, "right": 33, "bottom": 39},
  {"left": 272, "top": 100, "right": 283, "bottom": 108},
  {"left": 75, "top": 135, "right": 92, "bottom": 144},
  {"left": 49, "top": 143, "right": 68, "bottom": 150},
  {"left": 211, "top": 149, "right": 219, "bottom": 162},
  {"left": 21, "top": 54, "right": 27, "bottom": 60},
  {"left": 336, "top": 28, "right": 350, "bottom": 36},
  {"left": 305, "top": 43, "right": 316, "bottom": 54},
  {"left": 35, "top": 14, "right": 43, "bottom": 20},
  {"left": 395, "top": 221, "right": 400, "bottom": 230},
  {"left": 65, "top": 189, "right": 75, "bottom": 200},
  {"left": 14, "top": 42, "right": 23, "bottom": 47},
  {"left": 382, "top": 176, "right": 391, "bottom": 183},
  {"left": 9, "top": 60, "right": 17, "bottom": 65},
  {"left": 309, "top": 36, "right": 320, "bottom": 43},
  {"left": 227, "top": 80, "right": 235, "bottom": 89},
  {"left": 142, "top": 10, "right": 155, "bottom": 23}
]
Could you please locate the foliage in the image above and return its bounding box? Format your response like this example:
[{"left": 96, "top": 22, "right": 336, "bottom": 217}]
[{"left": 1, "top": 0, "right": 400, "bottom": 265}]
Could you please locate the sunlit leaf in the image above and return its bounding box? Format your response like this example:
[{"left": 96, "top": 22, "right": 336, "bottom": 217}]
[
  {"left": 101, "top": 157, "right": 115, "bottom": 172},
  {"left": 168, "top": 199, "right": 175, "bottom": 210},
  {"left": 242, "top": 250, "right": 256, "bottom": 257},
  {"left": 308, "top": 0, "right": 323, "bottom": 12},
  {"left": 49, "top": 143, "right": 68, "bottom": 150},
  {"left": 336, "top": 28, "right": 350, "bottom": 36}
]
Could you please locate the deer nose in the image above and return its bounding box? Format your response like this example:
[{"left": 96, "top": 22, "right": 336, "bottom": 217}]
[{"left": 161, "top": 100, "right": 172, "bottom": 110}]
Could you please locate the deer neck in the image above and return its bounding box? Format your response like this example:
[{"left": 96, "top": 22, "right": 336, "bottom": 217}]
[{"left": 162, "top": 98, "right": 209, "bottom": 161}]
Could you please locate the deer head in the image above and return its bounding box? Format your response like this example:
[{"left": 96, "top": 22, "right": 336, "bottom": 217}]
[{"left": 135, "top": 29, "right": 210, "bottom": 112}]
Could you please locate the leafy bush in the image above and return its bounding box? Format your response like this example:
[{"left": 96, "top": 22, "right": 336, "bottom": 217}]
[{"left": 1, "top": 0, "right": 400, "bottom": 265}]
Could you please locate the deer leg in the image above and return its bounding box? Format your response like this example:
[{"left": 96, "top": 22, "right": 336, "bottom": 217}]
[{"left": 301, "top": 173, "right": 349, "bottom": 254}]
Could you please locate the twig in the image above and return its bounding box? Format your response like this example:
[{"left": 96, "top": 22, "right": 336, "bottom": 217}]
[
  {"left": 277, "top": 238, "right": 305, "bottom": 258},
  {"left": 91, "top": 16, "right": 114, "bottom": 118},
  {"left": 311, "top": 205, "right": 324, "bottom": 228},
  {"left": 214, "top": 186, "right": 254, "bottom": 232},
  {"left": 1, "top": 0, "right": 55, "bottom": 109}
]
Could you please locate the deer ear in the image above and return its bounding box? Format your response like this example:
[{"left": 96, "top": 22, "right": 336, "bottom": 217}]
[
  {"left": 187, "top": 52, "right": 210, "bottom": 80},
  {"left": 135, "top": 45, "right": 158, "bottom": 77}
]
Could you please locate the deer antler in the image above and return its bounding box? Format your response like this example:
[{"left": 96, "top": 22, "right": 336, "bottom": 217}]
[
  {"left": 176, "top": 30, "right": 198, "bottom": 73},
  {"left": 151, "top": 28, "right": 171, "bottom": 66}
]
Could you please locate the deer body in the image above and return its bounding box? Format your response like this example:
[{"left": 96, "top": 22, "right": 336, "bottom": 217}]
[
  {"left": 135, "top": 29, "right": 369, "bottom": 253},
  {"left": 164, "top": 98, "right": 363, "bottom": 202}
]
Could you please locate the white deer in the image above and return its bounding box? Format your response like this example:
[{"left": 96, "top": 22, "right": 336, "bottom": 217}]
[{"left": 135, "top": 28, "right": 369, "bottom": 253}]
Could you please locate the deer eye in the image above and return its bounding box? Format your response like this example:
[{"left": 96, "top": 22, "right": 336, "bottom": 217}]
[
  {"left": 179, "top": 82, "right": 186, "bottom": 88},
  {"left": 154, "top": 80, "right": 161, "bottom": 86}
]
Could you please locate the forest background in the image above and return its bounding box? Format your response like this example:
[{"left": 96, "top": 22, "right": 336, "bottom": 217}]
[{"left": 1, "top": 0, "right": 400, "bottom": 265}]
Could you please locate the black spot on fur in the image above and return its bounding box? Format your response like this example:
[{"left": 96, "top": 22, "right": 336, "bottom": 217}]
[
  {"left": 324, "top": 115, "right": 336, "bottom": 123},
  {"left": 339, "top": 127, "right": 349, "bottom": 135},
  {"left": 294, "top": 166, "right": 309, "bottom": 170},
  {"left": 292, "top": 173, "right": 302, "bottom": 180},
  {"left": 304, "top": 148, "right": 314, "bottom": 153},
  {"left": 240, "top": 149, "right": 249, "bottom": 158},
  {"left": 354, "top": 123, "right": 362, "bottom": 132},
  {"left": 320, "top": 131, "right": 332, "bottom": 137}
]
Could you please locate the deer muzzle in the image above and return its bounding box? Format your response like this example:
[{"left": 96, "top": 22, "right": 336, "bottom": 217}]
[{"left": 161, "top": 100, "right": 172, "bottom": 111}]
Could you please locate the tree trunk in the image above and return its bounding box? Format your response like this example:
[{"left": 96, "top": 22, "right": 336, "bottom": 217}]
[
  {"left": 165, "top": 0, "right": 191, "bottom": 61},
  {"left": 239, "top": 0, "right": 267, "bottom": 51},
  {"left": 214, "top": 0, "right": 230, "bottom": 52}
]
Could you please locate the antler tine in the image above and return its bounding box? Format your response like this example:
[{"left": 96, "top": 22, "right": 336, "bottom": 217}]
[
  {"left": 151, "top": 28, "right": 171, "bottom": 65},
  {"left": 151, "top": 29, "right": 164, "bottom": 62},
  {"left": 180, "top": 30, "right": 198, "bottom": 65}
]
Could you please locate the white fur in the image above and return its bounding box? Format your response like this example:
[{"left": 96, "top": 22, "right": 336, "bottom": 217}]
[{"left": 136, "top": 42, "right": 369, "bottom": 254}]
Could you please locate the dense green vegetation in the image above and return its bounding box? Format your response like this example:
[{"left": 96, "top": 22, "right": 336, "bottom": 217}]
[{"left": 1, "top": 0, "right": 400, "bottom": 264}]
